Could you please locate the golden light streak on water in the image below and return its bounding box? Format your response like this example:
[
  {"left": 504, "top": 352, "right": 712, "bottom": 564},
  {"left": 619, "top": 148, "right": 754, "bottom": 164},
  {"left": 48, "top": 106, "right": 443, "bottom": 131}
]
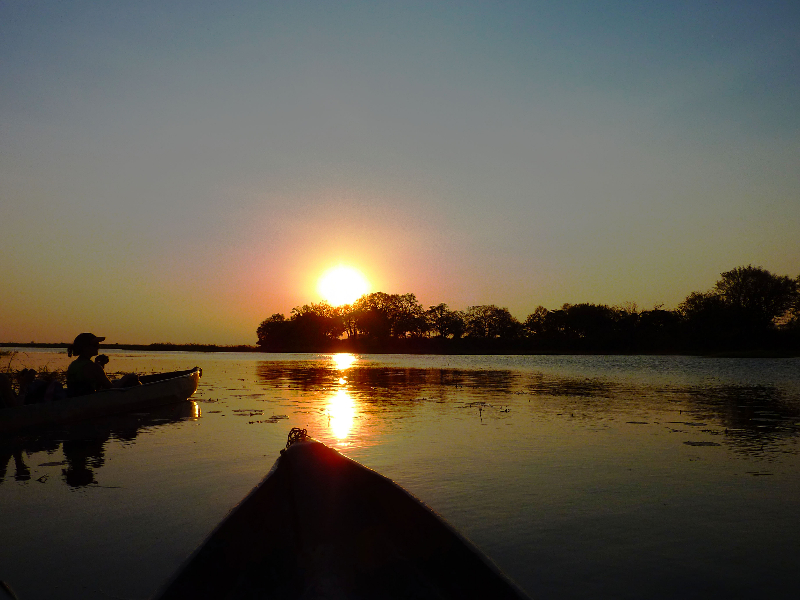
[
  {"left": 332, "top": 353, "right": 357, "bottom": 371},
  {"left": 326, "top": 388, "right": 356, "bottom": 440}
]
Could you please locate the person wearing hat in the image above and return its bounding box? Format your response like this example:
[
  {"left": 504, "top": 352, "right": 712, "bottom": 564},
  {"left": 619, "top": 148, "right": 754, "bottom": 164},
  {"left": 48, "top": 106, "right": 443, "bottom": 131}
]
[{"left": 66, "top": 333, "right": 113, "bottom": 397}]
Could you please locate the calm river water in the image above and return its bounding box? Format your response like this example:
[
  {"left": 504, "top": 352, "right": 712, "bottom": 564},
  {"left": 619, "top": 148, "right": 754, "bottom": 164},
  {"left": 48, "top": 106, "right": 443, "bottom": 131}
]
[{"left": 1, "top": 350, "right": 799, "bottom": 599}]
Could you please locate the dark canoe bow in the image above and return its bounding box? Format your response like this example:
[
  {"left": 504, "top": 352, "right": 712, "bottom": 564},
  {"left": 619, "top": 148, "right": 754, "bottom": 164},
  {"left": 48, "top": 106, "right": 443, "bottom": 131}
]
[
  {"left": 0, "top": 368, "right": 201, "bottom": 434},
  {"left": 156, "top": 438, "right": 531, "bottom": 600}
]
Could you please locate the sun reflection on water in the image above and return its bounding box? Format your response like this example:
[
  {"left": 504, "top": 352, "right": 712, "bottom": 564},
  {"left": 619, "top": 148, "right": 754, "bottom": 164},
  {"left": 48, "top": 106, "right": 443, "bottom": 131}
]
[
  {"left": 332, "top": 353, "right": 357, "bottom": 371},
  {"left": 327, "top": 388, "right": 356, "bottom": 441}
]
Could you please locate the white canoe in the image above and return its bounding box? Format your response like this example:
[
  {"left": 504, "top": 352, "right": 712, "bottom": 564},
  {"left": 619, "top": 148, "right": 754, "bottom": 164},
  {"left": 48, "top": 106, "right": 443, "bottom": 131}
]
[
  {"left": 0, "top": 368, "right": 201, "bottom": 434},
  {"left": 156, "top": 435, "right": 531, "bottom": 600}
]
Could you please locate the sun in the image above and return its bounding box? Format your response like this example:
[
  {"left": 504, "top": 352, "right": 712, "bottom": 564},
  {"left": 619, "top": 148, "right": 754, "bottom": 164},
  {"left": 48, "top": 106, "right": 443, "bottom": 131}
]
[{"left": 317, "top": 265, "right": 370, "bottom": 306}]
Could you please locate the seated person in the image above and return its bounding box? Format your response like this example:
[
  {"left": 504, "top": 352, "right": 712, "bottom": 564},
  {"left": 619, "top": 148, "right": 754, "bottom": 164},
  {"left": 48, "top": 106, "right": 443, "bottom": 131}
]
[
  {"left": 96, "top": 355, "right": 141, "bottom": 388},
  {"left": 66, "top": 334, "right": 141, "bottom": 397},
  {"left": 14, "top": 368, "right": 41, "bottom": 404},
  {"left": 22, "top": 376, "right": 66, "bottom": 404},
  {"left": 66, "top": 333, "right": 114, "bottom": 397},
  {"left": 0, "top": 369, "right": 38, "bottom": 408},
  {"left": 1, "top": 369, "right": 66, "bottom": 406},
  {"left": 0, "top": 373, "right": 21, "bottom": 409}
]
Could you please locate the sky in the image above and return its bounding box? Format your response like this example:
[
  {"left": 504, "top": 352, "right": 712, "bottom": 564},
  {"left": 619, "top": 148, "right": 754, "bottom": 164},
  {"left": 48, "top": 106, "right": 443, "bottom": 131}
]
[{"left": 2, "top": 0, "right": 799, "bottom": 345}]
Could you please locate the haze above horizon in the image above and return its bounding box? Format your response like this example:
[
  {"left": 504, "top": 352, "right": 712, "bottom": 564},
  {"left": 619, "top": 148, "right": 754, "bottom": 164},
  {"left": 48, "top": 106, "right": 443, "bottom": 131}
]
[{"left": 2, "top": 1, "right": 798, "bottom": 345}]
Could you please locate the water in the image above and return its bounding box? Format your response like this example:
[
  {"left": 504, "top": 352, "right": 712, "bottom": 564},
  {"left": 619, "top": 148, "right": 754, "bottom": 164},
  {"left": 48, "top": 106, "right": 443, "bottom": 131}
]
[{"left": 1, "top": 350, "right": 799, "bottom": 599}]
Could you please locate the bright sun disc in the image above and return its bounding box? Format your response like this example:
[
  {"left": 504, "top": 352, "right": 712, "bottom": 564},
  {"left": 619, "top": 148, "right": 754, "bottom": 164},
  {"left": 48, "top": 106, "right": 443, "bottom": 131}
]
[{"left": 318, "top": 266, "right": 369, "bottom": 306}]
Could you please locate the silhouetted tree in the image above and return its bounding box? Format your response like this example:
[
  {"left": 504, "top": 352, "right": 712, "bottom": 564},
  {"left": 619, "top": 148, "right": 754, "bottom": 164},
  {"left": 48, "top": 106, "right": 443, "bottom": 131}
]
[
  {"left": 634, "top": 307, "right": 681, "bottom": 351},
  {"left": 351, "top": 292, "right": 427, "bottom": 339},
  {"left": 713, "top": 265, "right": 798, "bottom": 329},
  {"left": 255, "top": 265, "right": 799, "bottom": 354},
  {"left": 465, "top": 305, "right": 521, "bottom": 339},
  {"left": 526, "top": 303, "right": 638, "bottom": 350},
  {"left": 290, "top": 302, "right": 344, "bottom": 344},
  {"left": 784, "top": 275, "right": 800, "bottom": 330},
  {"left": 391, "top": 293, "right": 428, "bottom": 337},
  {"left": 523, "top": 306, "right": 549, "bottom": 337},
  {"left": 256, "top": 313, "right": 291, "bottom": 349},
  {"left": 613, "top": 303, "right": 641, "bottom": 350},
  {"left": 426, "top": 304, "right": 466, "bottom": 339},
  {"left": 351, "top": 292, "right": 395, "bottom": 339},
  {"left": 558, "top": 303, "right": 620, "bottom": 349},
  {"left": 340, "top": 305, "right": 358, "bottom": 339},
  {"left": 678, "top": 291, "right": 736, "bottom": 348},
  {"left": 679, "top": 266, "right": 799, "bottom": 350}
]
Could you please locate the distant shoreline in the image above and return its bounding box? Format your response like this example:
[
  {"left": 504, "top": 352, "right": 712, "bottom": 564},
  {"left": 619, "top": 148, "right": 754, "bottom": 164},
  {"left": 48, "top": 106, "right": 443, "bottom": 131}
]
[{"left": 1, "top": 342, "right": 796, "bottom": 358}]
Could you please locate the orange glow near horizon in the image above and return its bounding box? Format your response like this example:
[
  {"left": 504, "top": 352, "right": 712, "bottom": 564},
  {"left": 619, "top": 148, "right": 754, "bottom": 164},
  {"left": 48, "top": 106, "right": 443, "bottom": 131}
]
[{"left": 317, "top": 265, "right": 370, "bottom": 306}]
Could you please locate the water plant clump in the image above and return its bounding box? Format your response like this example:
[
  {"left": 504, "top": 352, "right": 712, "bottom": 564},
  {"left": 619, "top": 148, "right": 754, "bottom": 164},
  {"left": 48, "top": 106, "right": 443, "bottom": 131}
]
[{"left": 0, "top": 351, "right": 66, "bottom": 398}]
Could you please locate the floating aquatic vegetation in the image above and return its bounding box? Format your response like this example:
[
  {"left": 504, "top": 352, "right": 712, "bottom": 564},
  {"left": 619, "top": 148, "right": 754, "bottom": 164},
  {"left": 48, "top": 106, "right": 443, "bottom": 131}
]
[
  {"left": 248, "top": 415, "right": 289, "bottom": 425},
  {"left": 232, "top": 409, "right": 264, "bottom": 417}
]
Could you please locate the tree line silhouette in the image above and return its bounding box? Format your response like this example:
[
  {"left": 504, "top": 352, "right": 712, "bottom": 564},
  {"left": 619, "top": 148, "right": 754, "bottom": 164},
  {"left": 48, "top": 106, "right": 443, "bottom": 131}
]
[{"left": 257, "top": 265, "right": 800, "bottom": 354}]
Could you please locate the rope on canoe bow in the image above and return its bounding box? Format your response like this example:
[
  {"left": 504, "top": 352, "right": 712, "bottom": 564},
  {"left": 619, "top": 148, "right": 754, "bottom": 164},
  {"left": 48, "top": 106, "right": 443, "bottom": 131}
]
[{"left": 285, "top": 427, "right": 309, "bottom": 449}]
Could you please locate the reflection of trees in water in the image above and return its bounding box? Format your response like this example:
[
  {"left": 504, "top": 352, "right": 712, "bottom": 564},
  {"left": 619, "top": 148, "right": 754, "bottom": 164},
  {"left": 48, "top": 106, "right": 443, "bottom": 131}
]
[
  {"left": 677, "top": 385, "right": 800, "bottom": 458},
  {"left": 257, "top": 364, "right": 335, "bottom": 391},
  {"left": 0, "top": 402, "right": 198, "bottom": 488},
  {"left": 257, "top": 362, "right": 639, "bottom": 405},
  {"left": 523, "top": 373, "right": 616, "bottom": 399},
  {"left": 257, "top": 362, "right": 519, "bottom": 402},
  {"left": 520, "top": 374, "right": 640, "bottom": 428},
  {"left": 523, "top": 372, "right": 800, "bottom": 456},
  {"left": 525, "top": 372, "right": 800, "bottom": 456},
  {"left": 257, "top": 361, "right": 800, "bottom": 457}
]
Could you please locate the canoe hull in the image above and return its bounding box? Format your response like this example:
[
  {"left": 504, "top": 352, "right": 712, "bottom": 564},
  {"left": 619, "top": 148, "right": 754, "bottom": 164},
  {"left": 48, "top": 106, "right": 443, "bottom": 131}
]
[
  {"left": 0, "top": 368, "right": 201, "bottom": 434},
  {"left": 156, "top": 439, "right": 530, "bottom": 600}
]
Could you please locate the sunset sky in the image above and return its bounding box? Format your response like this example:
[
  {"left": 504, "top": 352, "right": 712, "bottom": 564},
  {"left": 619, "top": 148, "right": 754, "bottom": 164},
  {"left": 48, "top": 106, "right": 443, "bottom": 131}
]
[{"left": 2, "top": 1, "right": 799, "bottom": 345}]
